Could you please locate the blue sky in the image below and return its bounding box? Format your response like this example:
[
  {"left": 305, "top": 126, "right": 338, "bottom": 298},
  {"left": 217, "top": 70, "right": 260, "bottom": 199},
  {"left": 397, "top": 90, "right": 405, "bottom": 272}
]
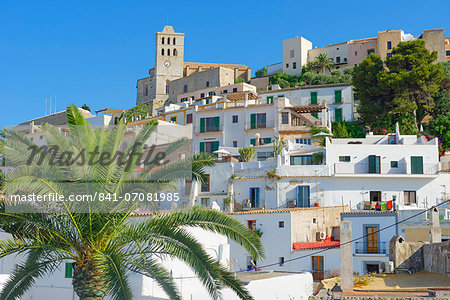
[{"left": 0, "top": 0, "right": 448, "bottom": 128}]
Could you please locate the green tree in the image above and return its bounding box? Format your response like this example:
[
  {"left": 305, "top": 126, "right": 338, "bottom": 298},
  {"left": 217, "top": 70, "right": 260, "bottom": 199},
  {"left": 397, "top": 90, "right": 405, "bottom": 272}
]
[
  {"left": 255, "top": 67, "right": 267, "bottom": 78},
  {"left": 332, "top": 121, "right": 365, "bottom": 138},
  {"left": 379, "top": 39, "right": 444, "bottom": 126},
  {"left": 352, "top": 53, "right": 388, "bottom": 126},
  {"left": 238, "top": 147, "right": 255, "bottom": 162},
  {"left": 272, "top": 136, "right": 286, "bottom": 157},
  {"left": 234, "top": 77, "right": 245, "bottom": 83},
  {"left": 314, "top": 53, "right": 335, "bottom": 73},
  {"left": 427, "top": 114, "right": 450, "bottom": 151},
  {"left": 0, "top": 105, "right": 263, "bottom": 300},
  {"left": 125, "top": 104, "right": 152, "bottom": 122}
]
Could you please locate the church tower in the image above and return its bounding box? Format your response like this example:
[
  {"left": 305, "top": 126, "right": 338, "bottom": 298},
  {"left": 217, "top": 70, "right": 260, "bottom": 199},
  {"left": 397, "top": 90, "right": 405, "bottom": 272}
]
[{"left": 154, "top": 26, "right": 184, "bottom": 101}]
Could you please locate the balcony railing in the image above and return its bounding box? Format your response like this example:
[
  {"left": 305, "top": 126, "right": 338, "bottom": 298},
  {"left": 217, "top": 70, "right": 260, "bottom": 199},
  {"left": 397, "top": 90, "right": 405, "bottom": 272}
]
[
  {"left": 244, "top": 121, "right": 275, "bottom": 130},
  {"left": 194, "top": 123, "right": 223, "bottom": 134},
  {"left": 333, "top": 162, "right": 439, "bottom": 175},
  {"left": 354, "top": 242, "right": 387, "bottom": 254}
]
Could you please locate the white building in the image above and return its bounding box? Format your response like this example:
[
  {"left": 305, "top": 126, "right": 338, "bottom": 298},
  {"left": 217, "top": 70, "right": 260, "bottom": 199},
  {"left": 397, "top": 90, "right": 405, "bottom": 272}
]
[
  {"left": 260, "top": 84, "right": 355, "bottom": 122},
  {"left": 283, "top": 36, "right": 312, "bottom": 75}
]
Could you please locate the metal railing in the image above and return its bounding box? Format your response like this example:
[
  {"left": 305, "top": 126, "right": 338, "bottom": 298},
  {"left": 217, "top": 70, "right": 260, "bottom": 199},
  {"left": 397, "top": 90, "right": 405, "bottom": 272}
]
[
  {"left": 333, "top": 162, "right": 440, "bottom": 175},
  {"left": 354, "top": 242, "right": 387, "bottom": 254},
  {"left": 244, "top": 121, "right": 275, "bottom": 130}
]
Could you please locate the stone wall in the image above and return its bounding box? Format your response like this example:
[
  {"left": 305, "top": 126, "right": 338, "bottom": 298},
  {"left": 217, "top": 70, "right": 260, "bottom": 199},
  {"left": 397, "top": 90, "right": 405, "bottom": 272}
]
[
  {"left": 389, "top": 236, "right": 424, "bottom": 272},
  {"left": 423, "top": 240, "right": 450, "bottom": 276}
]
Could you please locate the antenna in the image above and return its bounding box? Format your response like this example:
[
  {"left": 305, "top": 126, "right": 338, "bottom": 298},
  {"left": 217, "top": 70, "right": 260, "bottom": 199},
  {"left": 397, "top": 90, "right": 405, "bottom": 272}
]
[
  {"left": 45, "top": 97, "right": 47, "bottom": 116},
  {"left": 49, "top": 96, "right": 52, "bottom": 115}
]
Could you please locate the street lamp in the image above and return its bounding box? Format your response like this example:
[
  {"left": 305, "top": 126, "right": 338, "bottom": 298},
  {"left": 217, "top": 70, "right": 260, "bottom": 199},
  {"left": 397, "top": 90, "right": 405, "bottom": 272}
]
[{"left": 330, "top": 283, "right": 343, "bottom": 300}]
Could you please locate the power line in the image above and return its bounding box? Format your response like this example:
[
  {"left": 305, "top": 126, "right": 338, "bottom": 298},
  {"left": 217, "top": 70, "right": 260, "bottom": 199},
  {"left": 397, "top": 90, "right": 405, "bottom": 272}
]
[{"left": 154, "top": 200, "right": 449, "bottom": 280}]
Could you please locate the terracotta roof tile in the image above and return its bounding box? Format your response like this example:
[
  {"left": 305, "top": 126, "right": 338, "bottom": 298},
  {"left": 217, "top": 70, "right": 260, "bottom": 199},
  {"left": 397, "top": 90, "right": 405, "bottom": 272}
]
[{"left": 292, "top": 240, "right": 340, "bottom": 250}]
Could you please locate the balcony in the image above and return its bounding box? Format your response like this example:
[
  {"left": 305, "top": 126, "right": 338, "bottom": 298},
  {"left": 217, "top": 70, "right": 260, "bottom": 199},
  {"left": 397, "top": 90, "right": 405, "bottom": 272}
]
[
  {"left": 354, "top": 242, "right": 387, "bottom": 255},
  {"left": 333, "top": 162, "right": 439, "bottom": 177},
  {"left": 194, "top": 123, "right": 223, "bottom": 134},
  {"left": 244, "top": 121, "right": 275, "bottom": 131}
]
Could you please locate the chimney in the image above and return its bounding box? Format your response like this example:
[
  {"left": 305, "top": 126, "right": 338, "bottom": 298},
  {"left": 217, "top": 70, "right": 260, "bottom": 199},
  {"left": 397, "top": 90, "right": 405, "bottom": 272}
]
[
  {"left": 430, "top": 206, "right": 442, "bottom": 243},
  {"left": 340, "top": 220, "right": 353, "bottom": 292}
]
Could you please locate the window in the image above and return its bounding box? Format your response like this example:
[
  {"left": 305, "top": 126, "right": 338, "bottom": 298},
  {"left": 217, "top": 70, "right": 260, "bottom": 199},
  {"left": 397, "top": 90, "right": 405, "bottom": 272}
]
[
  {"left": 336, "top": 56, "right": 341, "bottom": 63},
  {"left": 367, "top": 49, "right": 375, "bottom": 55},
  {"left": 201, "top": 174, "right": 210, "bottom": 192},
  {"left": 170, "top": 116, "right": 177, "bottom": 123},
  {"left": 249, "top": 188, "right": 260, "bottom": 207},
  {"left": 167, "top": 49, "right": 170, "bottom": 56},
  {"left": 368, "top": 155, "right": 381, "bottom": 173},
  {"left": 165, "top": 80, "right": 169, "bottom": 94},
  {"left": 40, "top": 135, "right": 43, "bottom": 140},
  {"left": 206, "top": 81, "right": 210, "bottom": 88},
  {"left": 387, "top": 53, "right": 393, "bottom": 57},
  {"left": 200, "top": 93, "right": 205, "bottom": 98},
  {"left": 291, "top": 155, "right": 312, "bottom": 165},
  {"left": 312, "top": 256, "right": 324, "bottom": 280},
  {"left": 335, "top": 90, "right": 342, "bottom": 103},
  {"left": 295, "top": 138, "right": 312, "bottom": 145},
  {"left": 388, "top": 134, "right": 396, "bottom": 144},
  {"left": 143, "top": 81, "right": 148, "bottom": 96},
  {"left": 281, "top": 112, "right": 289, "bottom": 124},
  {"left": 186, "top": 113, "right": 193, "bottom": 124},
  {"left": 286, "top": 63, "right": 289, "bottom": 68},
  {"left": 334, "top": 108, "right": 343, "bottom": 122},
  {"left": 161, "top": 48, "right": 164, "bottom": 55},
  {"left": 250, "top": 113, "right": 266, "bottom": 129},
  {"left": 411, "top": 156, "right": 423, "bottom": 174},
  {"left": 183, "top": 85, "right": 188, "bottom": 93},
  {"left": 208, "top": 91, "right": 216, "bottom": 96},
  {"left": 162, "top": 37, "right": 165, "bottom": 44},
  {"left": 339, "top": 156, "right": 350, "bottom": 162},
  {"left": 200, "top": 141, "right": 219, "bottom": 154},
  {"left": 404, "top": 191, "right": 416, "bottom": 205},
  {"left": 256, "top": 151, "right": 272, "bottom": 161},
  {"left": 279, "top": 221, "right": 284, "bottom": 228},
  {"left": 391, "top": 161, "right": 398, "bottom": 168},
  {"left": 232, "top": 88, "right": 238, "bottom": 92},
  {"left": 173, "top": 37, "right": 176, "bottom": 45},
  {"left": 233, "top": 141, "right": 238, "bottom": 147},
  {"left": 173, "top": 48, "right": 178, "bottom": 56},
  {"left": 344, "top": 57, "right": 347, "bottom": 62},
  {"left": 167, "top": 37, "right": 170, "bottom": 45},
  {"left": 180, "top": 97, "right": 188, "bottom": 102},
  {"left": 247, "top": 220, "right": 256, "bottom": 231},
  {"left": 446, "top": 50, "right": 450, "bottom": 56},
  {"left": 267, "top": 96, "right": 274, "bottom": 104},
  {"left": 279, "top": 257, "right": 285, "bottom": 266},
  {"left": 290, "top": 50, "right": 294, "bottom": 58},
  {"left": 297, "top": 186, "right": 310, "bottom": 207},
  {"left": 387, "top": 41, "right": 392, "bottom": 50},
  {"left": 201, "top": 117, "right": 219, "bottom": 132},
  {"left": 222, "top": 89, "right": 228, "bottom": 94},
  {"left": 185, "top": 179, "right": 192, "bottom": 195},
  {"left": 232, "top": 115, "right": 238, "bottom": 123},
  {"left": 201, "top": 198, "right": 210, "bottom": 207},
  {"left": 311, "top": 92, "right": 318, "bottom": 104},
  {"left": 278, "top": 94, "right": 284, "bottom": 97},
  {"left": 355, "top": 51, "right": 358, "bottom": 56},
  {"left": 65, "top": 263, "right": 73, "bottom": 278},
  {"left": 370, "top": 191, "right": 381, "bottom": 202},
  {"left": 293, "top": 62, "right": 297, "bottom": 69}
]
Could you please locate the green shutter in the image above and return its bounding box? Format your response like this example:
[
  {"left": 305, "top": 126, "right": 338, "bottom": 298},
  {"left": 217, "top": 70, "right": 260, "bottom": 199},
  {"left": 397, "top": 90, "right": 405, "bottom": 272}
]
[
  {"left": 311, "top": 92, "right": 317, "bottom": 104},
  {"left": 170, "top": 116, "right": 176, "bottom": 123},
  {"left": 200, "top": 118, "right": 205, "bottom": 133},
  {"left": 335, "top": 90, "right": 342, "bottom": 103},
  {"left": 214, "top": 117, "right": 220, "bottom": 130},
  {"left": 311, "top": 112, "right": 318, "bottom": 118},
  {"left": 213, "top": 141, "right": 219, "bottom": 152},
  {"left": 368, "top": 155, "right": 378, "bottom": 173},
  {"left": 65, "top": 263, "right": 73, "bottom": 278},
  {"left": 250, "top": 138, "right": 256, "bottom": 146},
  {"left": 200, "top": 142, "right": 205, "bottom": 153},
  {"left": 250, "top": 114, "right": 256, "bottom": 129},
  {"left": 411, "top": 156, "right": 423, "bottom": 174},
  {"left": 335, "top": 108, "right": 342, "bottom": 122},
  {"left": 267, "top": 96, "right": 273, "bottom": 104},
  {"left": 265, "top": 138, "right": 271, "bottom": 144}
]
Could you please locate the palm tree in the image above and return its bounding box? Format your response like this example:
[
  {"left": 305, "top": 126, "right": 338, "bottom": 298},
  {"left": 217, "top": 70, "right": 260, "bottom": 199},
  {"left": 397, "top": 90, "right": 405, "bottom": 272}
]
[
  {"left": 0, "top": 104, "right": 264, "bottom": 300},
  {"left": 314, "top": 53, "right": 335, "bottom": 73},
  {"left": 304, "top": 61, "right": 319, "bottom": 74}
]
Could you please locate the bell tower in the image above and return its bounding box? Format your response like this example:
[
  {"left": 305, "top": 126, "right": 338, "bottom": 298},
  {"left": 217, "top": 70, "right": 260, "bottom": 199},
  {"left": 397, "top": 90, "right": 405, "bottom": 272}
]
[{"left": 154, "top": 26, "right": 184, "bottom": 101}]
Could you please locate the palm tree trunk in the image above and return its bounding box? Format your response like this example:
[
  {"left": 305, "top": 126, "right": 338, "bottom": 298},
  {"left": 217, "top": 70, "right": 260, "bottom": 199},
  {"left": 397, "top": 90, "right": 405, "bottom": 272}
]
[{"left": 72, "top": 260, "right": 108, "bottom": 300}]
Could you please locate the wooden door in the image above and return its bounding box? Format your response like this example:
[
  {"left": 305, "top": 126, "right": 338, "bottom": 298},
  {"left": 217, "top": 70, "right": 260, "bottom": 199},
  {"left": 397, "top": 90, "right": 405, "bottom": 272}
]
[
  {"left": 366, "top": 226, "right": 378, "bottom": 253},
  {"left": 312, "top": 256, "right": 324, "bottom": 280}
]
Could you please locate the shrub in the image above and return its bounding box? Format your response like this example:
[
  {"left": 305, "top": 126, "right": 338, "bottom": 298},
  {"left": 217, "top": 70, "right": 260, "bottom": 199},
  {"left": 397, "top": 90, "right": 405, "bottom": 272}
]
[{"left": 238, "top": 147, "right": 255, "bottom": 162}]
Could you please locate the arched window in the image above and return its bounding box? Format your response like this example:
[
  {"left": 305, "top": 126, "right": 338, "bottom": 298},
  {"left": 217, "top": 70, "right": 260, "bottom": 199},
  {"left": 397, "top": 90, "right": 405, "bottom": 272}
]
[
  {"left": 173, "top": 37, "right": 176, "bottom": 45},
  {"left": 162, "top": 37, "right": 165, "bottom": 44},
  {"left": 165, "top": 80, "right": 169, "bottom": 94},
  {"left": 161, "top": 48, "right": 164, "bottom": 56},
  {"left": 167, "top": 37, "right": 170, "bottom": 45},
  {"left": 173, "top": 48, "right": 178, "bottom": 56},
  {"left": 167, "top": 49, "right": 170, "bottom": 56}
]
